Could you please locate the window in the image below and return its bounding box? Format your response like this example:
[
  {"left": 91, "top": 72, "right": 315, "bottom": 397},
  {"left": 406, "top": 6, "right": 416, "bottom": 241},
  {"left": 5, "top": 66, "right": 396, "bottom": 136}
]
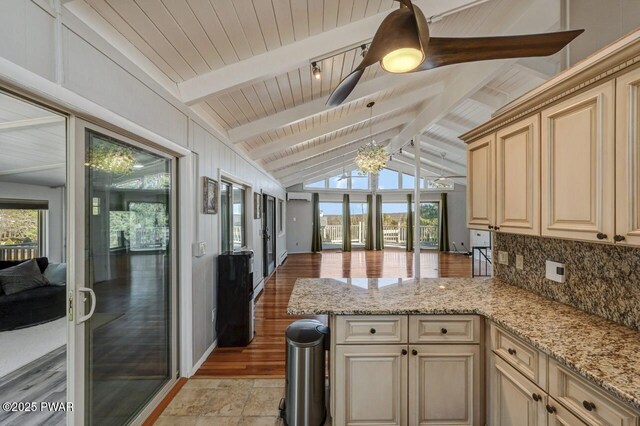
[
  {"left": 381, "top": 202, "right": 408, "bottom": 247},
  {"left": 377, "top": 168, "right": 399, "bottom": 190},
  {"left": 351, "top": 171, "right": 369, "bottom": 190},
  {"left": 329, "top": 175, "right": 347, "bottom": 189},
  {"left": 420, "top": 202, "right": 439, "bottom": 248},
  {"left": 349, "top": 202, "right": 368, "bottom": 247},
  {"left": 278, "top": 199, "right": 284, "bottom": 233},
  {"left": 319, "top": 202, "right": 342, "bottom": 250},
  {"left": 402, "top": 173, "right": 415, "bottom": 189},
  {"left": 0, "top": 200, "right": 48, "bottom": 261},
  {"left": 220, "top": 181, "right": 247, "bottom": 252}
]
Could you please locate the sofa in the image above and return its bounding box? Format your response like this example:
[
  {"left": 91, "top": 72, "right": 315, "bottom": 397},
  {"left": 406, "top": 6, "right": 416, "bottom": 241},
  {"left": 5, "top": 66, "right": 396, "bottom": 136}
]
[{"left": 0, "top": 257, "right": 66, "bottom": 331}]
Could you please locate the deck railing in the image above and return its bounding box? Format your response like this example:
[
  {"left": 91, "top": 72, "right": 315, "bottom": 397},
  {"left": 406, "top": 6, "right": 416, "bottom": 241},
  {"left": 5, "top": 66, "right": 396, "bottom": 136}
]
[
  {"left": 0, "top": 244, "right": 38, "bottom": 261},
  {"left": 322, "top": 223, "right": 438, "bottom": 247}
]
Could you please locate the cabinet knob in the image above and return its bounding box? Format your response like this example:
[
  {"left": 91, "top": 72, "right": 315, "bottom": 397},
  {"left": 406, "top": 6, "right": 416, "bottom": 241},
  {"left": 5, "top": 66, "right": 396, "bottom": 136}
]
[
  {"left": 614, "top": 234, "right": 626, "bottom": 242},
  {"left": 370, "top": 328, "right": 376, "bottom": 334},
  {"left": 546, "top": 404, "right": 557, "bottom": 414},
  {"left": 532, "top": 393, "right": 541, "bottom": 402},
  {"left": 401, "top": 349, "right": 408, "bottom": 355},
  {"left": 440, "top": 328, "right": 448, "bottom": 335},
  {"left": 488, "top": 225, "right": 494, "bottom": 230},
  {"left": 582, "top": 400, "right": 596, "bottom": 411},
  {"left": 596, "top": 232, "right": 607, "bottom": 240},
  {"left": 412, "top": 349, "right": 418, "bottom": 356},
  {"left": 494, "top": 226, "right": 500, "bottom": 231},
  {"left": 507, "top": 348, "right": 517, "bottom": 356}
]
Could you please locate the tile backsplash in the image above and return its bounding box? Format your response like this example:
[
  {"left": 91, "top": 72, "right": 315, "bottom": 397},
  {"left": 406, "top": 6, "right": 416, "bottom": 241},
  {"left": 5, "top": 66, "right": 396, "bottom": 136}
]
[{"left": 493, "top": 233, "right": 640, "bottom": 330}]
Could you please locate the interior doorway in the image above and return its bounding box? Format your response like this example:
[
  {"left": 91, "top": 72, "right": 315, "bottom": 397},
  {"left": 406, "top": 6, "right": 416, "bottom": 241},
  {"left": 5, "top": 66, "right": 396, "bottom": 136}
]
[{"left": 263, "top": 194, "right": 276, "bottom": 277}]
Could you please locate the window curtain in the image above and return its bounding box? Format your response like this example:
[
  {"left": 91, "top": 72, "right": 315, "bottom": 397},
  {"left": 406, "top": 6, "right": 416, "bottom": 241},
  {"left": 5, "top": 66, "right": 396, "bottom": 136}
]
[
  {"left": 406, "top": 193, "right": 414, "bottom": 252},
  {"left": 439, "top": 193, "right": 450, "bottom": 252},
  {"left": 342, "top": 194, "right": 352, "bottom": 252},
  {"left": 375, "top": 194, "right": 384, "bottom": 250},
  {"left": 365, "top": 194, "right": 374, "bottom": 250},
  {"left": 311, "top": 193, "right": 322, "bottom": 252}
]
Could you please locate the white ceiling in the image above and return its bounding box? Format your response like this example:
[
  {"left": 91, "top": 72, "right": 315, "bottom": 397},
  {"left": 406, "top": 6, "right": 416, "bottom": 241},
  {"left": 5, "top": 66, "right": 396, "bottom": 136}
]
[
  {"left": 0, "top": 94, "right": 66, "bottom": 187},
  {"left": 64, "top": 0, "right": 570, "bottom": 187}
]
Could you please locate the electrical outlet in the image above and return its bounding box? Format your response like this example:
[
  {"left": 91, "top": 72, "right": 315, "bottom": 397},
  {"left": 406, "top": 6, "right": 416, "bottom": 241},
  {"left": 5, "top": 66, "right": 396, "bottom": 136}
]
[
  {"left": 516, "top": 254, "right": 524, "bottom": 270},
  {"left": 546, "top": 260, "right": 566, "bottom": 283},
  {"left": 498, "top": 251, "right": 509, "bottom": 265}
]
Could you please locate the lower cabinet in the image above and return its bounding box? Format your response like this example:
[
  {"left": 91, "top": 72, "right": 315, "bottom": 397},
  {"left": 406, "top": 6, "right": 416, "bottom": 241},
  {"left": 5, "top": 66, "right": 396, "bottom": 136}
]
[
  {"left": 409, "top": 345, "right": 480, "bottom": 426},
  {"left": 334, "top": 344, "right": 408, "bottom": 426},
  {"left": 334, "top": 344, "right": 480, "bottom": 426}
]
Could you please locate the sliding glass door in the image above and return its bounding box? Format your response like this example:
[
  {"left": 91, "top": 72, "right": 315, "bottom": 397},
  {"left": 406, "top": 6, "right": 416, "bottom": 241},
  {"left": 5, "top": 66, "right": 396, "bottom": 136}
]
[
  {"left": 70, "top": 120, "right": 177, "bottom": 425},
  {"left": 319, "top": 202, "right": 342, "bottom": 250},
  {"left": 420, "top": 202, "right": 439, "bottom": 249}
]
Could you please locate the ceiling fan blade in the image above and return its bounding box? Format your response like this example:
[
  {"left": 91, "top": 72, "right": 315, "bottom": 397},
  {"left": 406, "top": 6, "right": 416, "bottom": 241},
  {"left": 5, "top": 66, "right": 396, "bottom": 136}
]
[
  {"left": 418, "top": 30, "right": 584, "bottom": 70},
  {"left": 326, "top": 68, "right": 366, "bottom": 107}
]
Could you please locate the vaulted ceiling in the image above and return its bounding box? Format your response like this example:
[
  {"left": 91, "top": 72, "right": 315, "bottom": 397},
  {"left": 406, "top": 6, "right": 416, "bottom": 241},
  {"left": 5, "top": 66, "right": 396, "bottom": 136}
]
[{"left": 63, "top": 0, "right": 566, "bottom": 187}]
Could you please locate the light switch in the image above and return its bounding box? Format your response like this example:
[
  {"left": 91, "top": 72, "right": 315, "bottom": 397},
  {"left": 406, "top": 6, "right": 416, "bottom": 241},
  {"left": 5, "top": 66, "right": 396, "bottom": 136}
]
[
  {"left": 516, "top": 254, "right": 524, "bottom": 270},
  {"left": 193, "top": 241, "right": 206, "bottom": 258}
]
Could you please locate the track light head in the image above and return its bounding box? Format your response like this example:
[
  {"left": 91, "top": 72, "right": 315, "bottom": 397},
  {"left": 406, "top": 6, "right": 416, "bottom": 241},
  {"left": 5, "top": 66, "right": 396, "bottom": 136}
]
[{"left": 312, "top": 62, "right": 321, "bottom": 80}]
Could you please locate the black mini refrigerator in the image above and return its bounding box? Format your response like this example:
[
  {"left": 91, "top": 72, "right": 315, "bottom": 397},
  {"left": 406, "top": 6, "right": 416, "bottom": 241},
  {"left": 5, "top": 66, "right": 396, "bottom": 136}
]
[{"left": 217, "top": 250, "right": 255, "bottom": 347}]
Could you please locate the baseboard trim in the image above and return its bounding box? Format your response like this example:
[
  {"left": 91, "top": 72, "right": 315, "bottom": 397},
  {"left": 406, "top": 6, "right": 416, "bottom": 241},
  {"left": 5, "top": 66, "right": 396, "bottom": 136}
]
[
  {"left": 253, "top": 279, "right": 265, "bottom": 299},
  {"left": 191, "top": 338, "right": 217, "bottom": 376}
]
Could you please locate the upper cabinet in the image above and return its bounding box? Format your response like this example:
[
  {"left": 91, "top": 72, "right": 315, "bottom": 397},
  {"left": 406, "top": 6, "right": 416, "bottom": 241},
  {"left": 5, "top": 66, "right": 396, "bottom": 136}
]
[
  {"left": 615, "top": 66, "right": 640, "bottom": 246},
  {"left": 496, "top": 115, "right": 540, "bottom": 236},
  {"left": 467, "top": 134, "right": 495, "bottom": 230},
  {"left": 541, "top": 81, "right": 615, "bottom": 243},
  {"left": 462, "top": 30, "right": 640, "bottom": 246}
]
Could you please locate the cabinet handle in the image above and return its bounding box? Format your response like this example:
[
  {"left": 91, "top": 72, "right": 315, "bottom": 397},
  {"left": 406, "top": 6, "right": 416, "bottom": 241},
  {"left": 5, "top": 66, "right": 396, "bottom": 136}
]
[
  {"left": 582, "top": 401, "right": 596, "bottom": 411},
  {"left": 440, "top": 328, "right": 448, "bottom": 335},
  {"left": 614, "top": 234, "right": 626, "bottom": 242},
  {"left": 596, "top": 232, "right": 607, "bottom": 240},
  {"left": 401, "top": 349, "right": 408, "bottom": 355},
  {"left": 488, "top": 225, "right": 494, "bottom": 230},
  {"left": 412, "top": 349, "right": 418, "bottom": 356},
  {"left": 370, "top": 328, "right": 376, "bottom": 334},
  {"left": 507, "top": 348, "right": 517, "bottom": 356},
  {"left": 546, "top": 404, "right": 557, "bottom": 414},
  {"left": 532, "top": 393, "right": 541, "bottom": 402}
]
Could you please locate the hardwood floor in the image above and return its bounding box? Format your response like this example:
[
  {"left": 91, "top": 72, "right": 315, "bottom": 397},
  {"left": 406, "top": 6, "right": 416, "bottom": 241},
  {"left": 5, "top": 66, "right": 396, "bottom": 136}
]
[{"left": 195, "top": 249, "right": 472, "bottom": 378}]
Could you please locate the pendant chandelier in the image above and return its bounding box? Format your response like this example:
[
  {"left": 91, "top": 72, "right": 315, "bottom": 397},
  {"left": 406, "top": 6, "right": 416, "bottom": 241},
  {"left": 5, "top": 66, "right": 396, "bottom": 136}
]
[{"left": 355, "top": 102, "right": 387, "bottom": 175}]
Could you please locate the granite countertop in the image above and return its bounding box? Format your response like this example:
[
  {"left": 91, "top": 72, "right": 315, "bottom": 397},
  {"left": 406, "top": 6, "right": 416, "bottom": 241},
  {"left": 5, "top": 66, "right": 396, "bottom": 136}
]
[{"left": 287, "top": 277, "right": 640, "bottom": 410}]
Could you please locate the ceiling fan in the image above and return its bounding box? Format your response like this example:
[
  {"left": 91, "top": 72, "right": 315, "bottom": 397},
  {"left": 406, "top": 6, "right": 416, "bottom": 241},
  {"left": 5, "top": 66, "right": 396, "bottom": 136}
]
[
  {"left": 433, "top": 153, "right": 466, "bottom": 182},
  {"left": 337, "top": 155, "right": 368, "bottom": 181},
  {"left": 326, "top": 0, "right": 584, "bottom": 106}
]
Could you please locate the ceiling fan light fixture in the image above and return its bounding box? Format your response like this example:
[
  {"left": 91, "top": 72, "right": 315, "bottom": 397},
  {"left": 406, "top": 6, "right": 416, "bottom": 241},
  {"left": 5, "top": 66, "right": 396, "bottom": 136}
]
[
  {"left": 312, "top": 62, "right": 321, "bottom": 80},
  {"left": 381, "top": 47, "right": 424, "bottom": 73}
]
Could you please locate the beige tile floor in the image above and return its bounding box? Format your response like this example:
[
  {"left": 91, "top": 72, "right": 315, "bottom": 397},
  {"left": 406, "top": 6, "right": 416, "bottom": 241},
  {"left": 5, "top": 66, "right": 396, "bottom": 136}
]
[{"left": 156, "top": 378, "right": 331, "bottom": 425}]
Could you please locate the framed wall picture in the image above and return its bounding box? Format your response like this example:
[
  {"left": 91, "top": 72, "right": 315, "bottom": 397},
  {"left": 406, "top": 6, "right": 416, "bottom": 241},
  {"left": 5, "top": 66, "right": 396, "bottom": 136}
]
[
  {"left": 203, "top": 177, "right": 218, "bottom": 214},
  {"left": 254, "top": 192, "right": 262, "bottom": 219}
]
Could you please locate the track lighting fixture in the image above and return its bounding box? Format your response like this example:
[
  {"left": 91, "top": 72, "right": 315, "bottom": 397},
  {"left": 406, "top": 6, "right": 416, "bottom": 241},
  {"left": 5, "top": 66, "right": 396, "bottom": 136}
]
[
  {"left": 312, "top": 62, "right": 321, "bottom": 80},
  {"left": 360, "top": 44, "right": 368, "bottom": 58}
]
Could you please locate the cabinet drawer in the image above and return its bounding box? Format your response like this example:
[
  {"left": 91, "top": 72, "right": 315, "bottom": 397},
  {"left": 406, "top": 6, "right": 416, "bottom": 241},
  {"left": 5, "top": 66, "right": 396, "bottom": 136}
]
[
  {"left": 490, "top": 324, "right": 547, "bottom": 388},
  {"left": 549, "top": 359, "right": 639, "bottom": 426},
  {"left": 336, "top": 315, "right": 408, "bottom": 344},
  {"left": 409, "top": 315, "right": 480, "bottom": 344}
]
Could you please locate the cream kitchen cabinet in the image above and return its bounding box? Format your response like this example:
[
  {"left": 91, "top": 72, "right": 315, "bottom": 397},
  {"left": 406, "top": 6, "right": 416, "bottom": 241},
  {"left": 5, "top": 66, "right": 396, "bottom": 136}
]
[
  {"left": 334, "top": 344, "right": 408, "bottom": 426},
  {"left": 467, "top": 134, "right": 495, "bottom": 230},
  {"left": 409, "top": 344, "right": 480, "bottom": 426},
  {"left": 495, "top": 115, "right": 540, "bottom": 236},
  {"left": 615, "top": 66, "right": 640, "bottom": 246},
  {"left": 541, "top": 80, "right": 616, "bottom": 243}
]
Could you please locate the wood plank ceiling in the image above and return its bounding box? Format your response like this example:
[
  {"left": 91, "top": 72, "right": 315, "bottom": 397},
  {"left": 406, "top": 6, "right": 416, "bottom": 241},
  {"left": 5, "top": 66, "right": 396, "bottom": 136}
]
[{"left": 69, "top": 0, "right": 565, "bottom": 187}]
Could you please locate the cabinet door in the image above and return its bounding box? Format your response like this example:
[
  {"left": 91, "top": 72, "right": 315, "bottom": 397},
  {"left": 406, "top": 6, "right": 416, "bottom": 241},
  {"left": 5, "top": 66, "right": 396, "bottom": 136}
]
[
  {"left": 467, "top": 134, "right": 495, "bottom": 230},
  {"left": 541, "top": 80, "right": 615, "bottom": 242},
  {"left": 490, "top": 355, "right": 546, "bottom": 426},
  {"left": 616, "top": 67, "right": 640, "bottom": 246},
  {"left": 496, "top": 115, "right": 540, "bottom": 235},
  {"left": 547, "top": 398, "right": 589, "bottom": 426},
  {"left": 335, "top": 345, "right": 408, "bottom": 426},
  {"left": 409, "top": 345, "right": 480, "bottom": 426}
]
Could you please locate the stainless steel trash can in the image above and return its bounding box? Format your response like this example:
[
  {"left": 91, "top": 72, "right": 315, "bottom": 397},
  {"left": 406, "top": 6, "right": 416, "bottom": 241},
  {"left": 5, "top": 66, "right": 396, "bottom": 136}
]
[{"left": 281, "top": 319, "right": 329, "bottom": 426}]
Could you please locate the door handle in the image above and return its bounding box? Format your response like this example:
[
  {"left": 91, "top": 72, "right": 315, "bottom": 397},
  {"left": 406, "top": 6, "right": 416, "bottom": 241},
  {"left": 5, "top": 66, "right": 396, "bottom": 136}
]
[{"left": 77, "top": 287, "right": 96, "bottom": 324}]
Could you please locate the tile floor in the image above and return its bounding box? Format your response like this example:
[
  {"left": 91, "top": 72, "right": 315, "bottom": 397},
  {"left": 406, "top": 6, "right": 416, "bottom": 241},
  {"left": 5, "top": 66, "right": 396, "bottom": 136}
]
[{"left": 156, "top": 378, "right": 331, "bottom": 425}]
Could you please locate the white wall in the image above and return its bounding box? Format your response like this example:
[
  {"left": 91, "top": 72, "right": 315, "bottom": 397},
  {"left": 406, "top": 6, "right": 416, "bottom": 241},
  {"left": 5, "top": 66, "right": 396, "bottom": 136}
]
[
  {"left": 286, "top": 184, "right": 469, "bottom": 253},
  {"left": 0, "top": 0, "right": 286, "bottom": 373},
  {"left": 0, "top": 182, "right": 65, "bottom": 263}
]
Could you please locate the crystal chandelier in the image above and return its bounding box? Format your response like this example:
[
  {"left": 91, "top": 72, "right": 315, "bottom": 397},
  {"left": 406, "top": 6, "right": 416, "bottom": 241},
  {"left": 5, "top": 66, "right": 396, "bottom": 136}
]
[{"left": 355, "top": 102, "right": 387, "bottom": 174}]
